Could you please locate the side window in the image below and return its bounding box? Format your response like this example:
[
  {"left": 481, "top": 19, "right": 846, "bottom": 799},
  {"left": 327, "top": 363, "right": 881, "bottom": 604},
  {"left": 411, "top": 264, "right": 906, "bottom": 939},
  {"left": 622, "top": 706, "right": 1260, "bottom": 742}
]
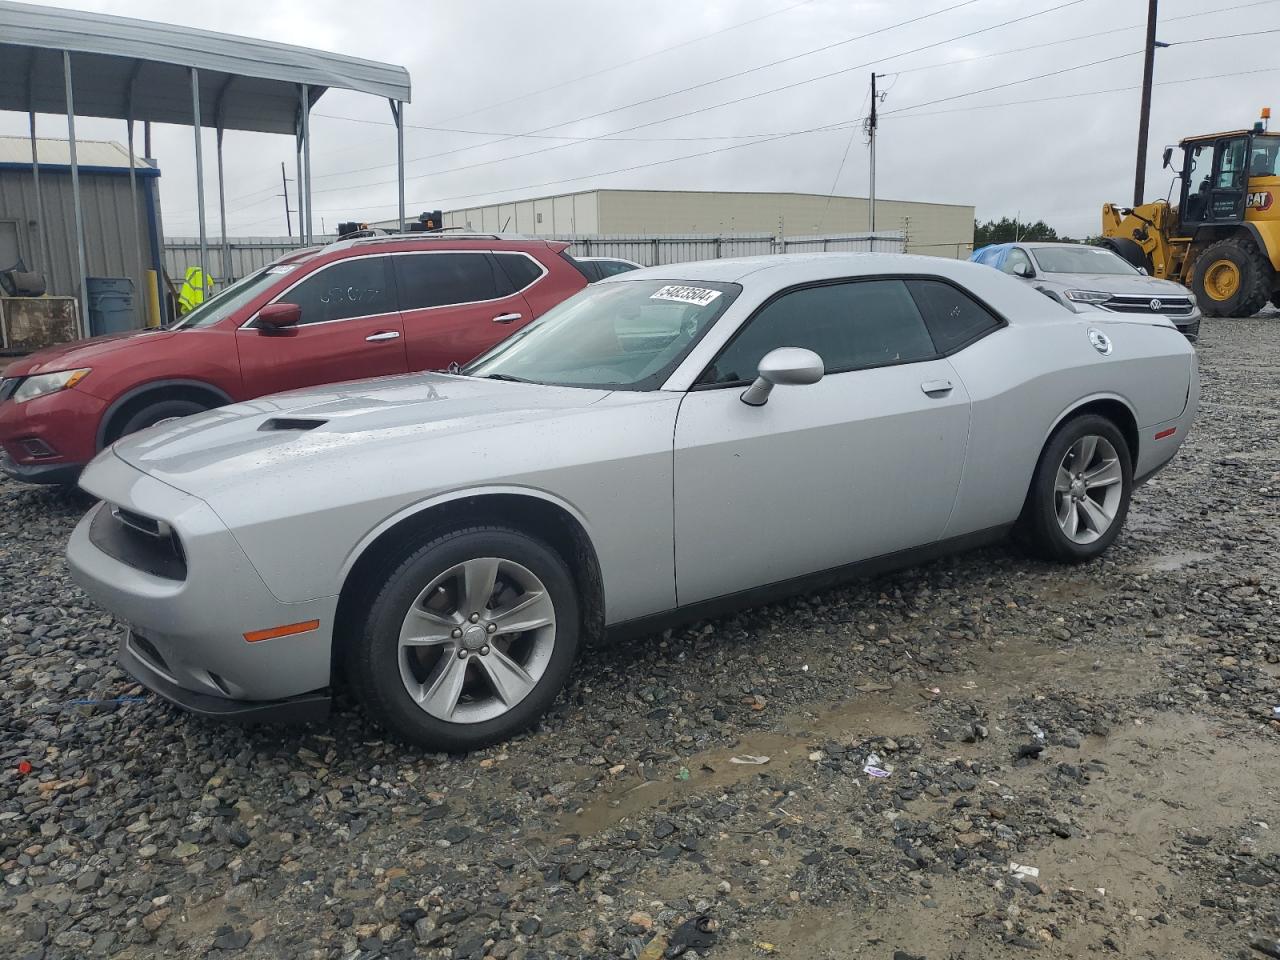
[
  {"left": 394, "top": 253, "right": 504, "bottom": 311},
  {"left": 1216, "top": 137, "right": 1248, "bottom": 190},
  {"left": 276, "top": 256, "right": 392, "bottom": 326},
  {"left": 1002, "top": 248, "right": 1032, "bottom": 276},
  {"left": 701, "top": 279, "right": 936, "bottom": 385},
  {"left": 493, "top": 253, "right": 545, "bottom": 292},
  {"left": 907, "top": 279, "right": 1003, "bottom": 354},
  {"left": 597, "top": 260, "right": 637, "bottom": 278}
]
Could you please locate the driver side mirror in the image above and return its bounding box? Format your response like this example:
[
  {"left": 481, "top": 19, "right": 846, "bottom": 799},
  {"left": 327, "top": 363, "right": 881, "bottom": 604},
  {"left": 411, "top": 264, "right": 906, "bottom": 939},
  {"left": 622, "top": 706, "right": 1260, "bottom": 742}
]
[
  {"left": 741, "top": 347, "right": 824, "bottom": 406},
  {"left": 1013, "top": 261, "right": 1034, "bottom": 278},
  {"left": 1162, "top": 147, "right": 1172, "bottom": 169},
  {"left": 258, "top": 302, "right": 302, "bottom": 332}
]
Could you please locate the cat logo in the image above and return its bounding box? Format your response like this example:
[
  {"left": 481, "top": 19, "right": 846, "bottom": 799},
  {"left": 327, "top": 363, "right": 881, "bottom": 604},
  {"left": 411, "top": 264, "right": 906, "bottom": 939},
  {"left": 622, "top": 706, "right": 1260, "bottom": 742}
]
[{"left": 1246, "top": 190, "right": 1273, "bottom": 211}]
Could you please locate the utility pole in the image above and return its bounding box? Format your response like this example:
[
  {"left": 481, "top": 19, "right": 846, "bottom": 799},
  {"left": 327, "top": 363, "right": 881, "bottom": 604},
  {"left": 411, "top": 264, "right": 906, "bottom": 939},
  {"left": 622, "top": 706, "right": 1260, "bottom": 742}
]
[
  {"left": 280, "top": 161, "right": 293, "bottom": 239},
  {"left": 1133, "top": 0, "right": 1159, "bottom": 206},
  {"left": 868, "top": 71, "right": 878, "bottom": 233}
]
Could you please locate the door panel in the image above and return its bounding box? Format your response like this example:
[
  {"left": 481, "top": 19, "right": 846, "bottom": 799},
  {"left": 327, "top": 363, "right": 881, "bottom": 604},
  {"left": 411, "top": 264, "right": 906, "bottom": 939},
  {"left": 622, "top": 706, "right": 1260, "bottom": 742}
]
[
  {"left": 393, "top": 251, "right": 535, "bottom": 371},
  {"left": 235, "top": 314, "right": 408, "bottom": 395},
  {"left": 673, "top": 359, "right": 970, "bottom": 606},
  {"left": 234, "top": 255, "right": 407, "bottom": 395}
]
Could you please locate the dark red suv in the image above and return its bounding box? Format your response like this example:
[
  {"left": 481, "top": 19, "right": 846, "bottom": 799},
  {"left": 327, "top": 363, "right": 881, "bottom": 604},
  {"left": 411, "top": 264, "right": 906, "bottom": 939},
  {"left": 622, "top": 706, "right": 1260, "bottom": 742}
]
[{"left": 0, "top": 235, "right": 588, "bottom": 484}]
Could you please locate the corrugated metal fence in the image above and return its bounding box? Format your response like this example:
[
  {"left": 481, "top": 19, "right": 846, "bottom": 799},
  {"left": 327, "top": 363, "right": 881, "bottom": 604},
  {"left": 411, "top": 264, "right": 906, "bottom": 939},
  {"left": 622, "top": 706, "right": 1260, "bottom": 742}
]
[{"left": 164, "top": 231, "right": 906, "bottom": 287}]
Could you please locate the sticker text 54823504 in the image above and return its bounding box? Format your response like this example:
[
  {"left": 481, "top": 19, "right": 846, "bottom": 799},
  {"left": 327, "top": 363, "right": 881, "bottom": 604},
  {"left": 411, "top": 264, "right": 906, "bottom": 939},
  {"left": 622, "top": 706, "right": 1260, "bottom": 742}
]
[{"left": 649, "top": 285, "right": 722, "bottom": 307}]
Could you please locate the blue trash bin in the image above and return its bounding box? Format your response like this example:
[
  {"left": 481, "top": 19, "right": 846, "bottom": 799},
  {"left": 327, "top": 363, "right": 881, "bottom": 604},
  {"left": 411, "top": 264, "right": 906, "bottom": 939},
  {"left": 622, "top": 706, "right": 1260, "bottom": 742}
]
[{"left": 86, "top": 277, "right": 136, "bottom": 337}]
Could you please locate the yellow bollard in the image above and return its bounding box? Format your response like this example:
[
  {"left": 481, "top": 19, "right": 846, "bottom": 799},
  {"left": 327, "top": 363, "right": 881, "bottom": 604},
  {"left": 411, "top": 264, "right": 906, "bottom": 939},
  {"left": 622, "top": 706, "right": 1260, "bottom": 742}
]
[{"left": 145, "top": 270, "right": 162, "bottom": 329}]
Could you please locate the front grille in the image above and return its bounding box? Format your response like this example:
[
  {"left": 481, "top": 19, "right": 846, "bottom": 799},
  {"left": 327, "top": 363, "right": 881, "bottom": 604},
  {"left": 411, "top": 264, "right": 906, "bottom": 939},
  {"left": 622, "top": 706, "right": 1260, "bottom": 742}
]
[
  {"left": 0, "top": 378, "right": 19, "bottom": 403},
  {"left": 90, "top": 504, "right": 188, "bottom": 581},
  {"left": 1103, "top": 294, "right": 1194, "bottom": 316}
]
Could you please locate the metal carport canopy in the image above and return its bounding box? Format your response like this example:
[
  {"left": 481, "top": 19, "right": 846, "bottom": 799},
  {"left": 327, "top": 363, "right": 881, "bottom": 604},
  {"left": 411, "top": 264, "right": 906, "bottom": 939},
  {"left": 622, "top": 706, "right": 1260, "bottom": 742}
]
[{"left": 0, "top": 0, "right": 411, "bottom": 326}]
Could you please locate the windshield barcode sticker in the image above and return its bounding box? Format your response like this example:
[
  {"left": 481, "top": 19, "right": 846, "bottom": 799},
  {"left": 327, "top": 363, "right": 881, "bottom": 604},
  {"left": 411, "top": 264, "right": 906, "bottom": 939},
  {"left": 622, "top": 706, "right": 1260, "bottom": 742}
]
[{"left": 650, "top": 285, "right": 721, "bottom": 306}]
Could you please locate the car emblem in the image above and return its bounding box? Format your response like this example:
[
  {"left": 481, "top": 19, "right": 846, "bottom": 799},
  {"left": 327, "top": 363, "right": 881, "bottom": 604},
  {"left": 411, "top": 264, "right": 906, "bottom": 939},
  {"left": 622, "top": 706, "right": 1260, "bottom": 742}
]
[
  {"left": 1088, "top": 328, "right": 1113, "bottom": 356},
  {"left": 1150, "top": 298, "right": 1162, "bottom": 311}
]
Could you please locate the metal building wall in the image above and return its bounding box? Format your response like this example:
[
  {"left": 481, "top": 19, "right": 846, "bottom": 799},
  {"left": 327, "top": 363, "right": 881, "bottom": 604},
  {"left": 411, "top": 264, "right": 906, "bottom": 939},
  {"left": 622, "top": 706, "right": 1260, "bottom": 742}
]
[
  {"left": 595, "top": 191, "right": 974, "bottom": 258},
  {"left": 441, "top": 190, "right": 973, "bottom": 258},
  {"left": 0, "top": 166, "right": 157, "bottom": 322}
]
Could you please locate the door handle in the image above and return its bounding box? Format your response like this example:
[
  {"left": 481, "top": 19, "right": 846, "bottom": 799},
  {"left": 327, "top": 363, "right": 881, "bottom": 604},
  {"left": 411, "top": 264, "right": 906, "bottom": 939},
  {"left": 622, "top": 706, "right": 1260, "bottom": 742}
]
[
  {"left": 365, "top": 330, "right": 401, "bottom": 342},
  {"left": 920, "top": 379, "right": 953, "bottom": 396},
  {"left": 492, "top": 312, "right": 522, "bottom": 324}
]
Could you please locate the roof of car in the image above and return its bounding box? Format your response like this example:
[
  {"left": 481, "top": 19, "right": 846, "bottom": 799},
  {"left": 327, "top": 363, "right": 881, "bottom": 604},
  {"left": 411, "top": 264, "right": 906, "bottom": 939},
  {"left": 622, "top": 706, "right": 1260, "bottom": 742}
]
[
  {"left": 324, "top": 232, "right": 568, "bottom": 254},
  {"left": 606, "top": 252, "right": 989, "bottom": 286}
]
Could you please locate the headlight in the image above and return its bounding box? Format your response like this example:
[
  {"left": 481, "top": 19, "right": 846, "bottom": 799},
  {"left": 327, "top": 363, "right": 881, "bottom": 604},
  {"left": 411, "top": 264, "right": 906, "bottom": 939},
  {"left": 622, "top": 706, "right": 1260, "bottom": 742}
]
[
  {"left": 1063, "top": 290, "right": 1111, "bottom": 304},
  {"left": 12, "top": 369, "right": 92, "bottom": 403}
]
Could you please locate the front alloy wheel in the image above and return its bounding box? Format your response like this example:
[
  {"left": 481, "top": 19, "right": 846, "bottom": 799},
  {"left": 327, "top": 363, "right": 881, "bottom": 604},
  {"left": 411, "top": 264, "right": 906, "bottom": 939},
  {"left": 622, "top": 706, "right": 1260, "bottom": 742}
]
[
  {"left": 398, "top": 557, "right": 557, "bottom": 723},
  {"left": 349, "top": 526, "right": 580, "bottom": 750}
]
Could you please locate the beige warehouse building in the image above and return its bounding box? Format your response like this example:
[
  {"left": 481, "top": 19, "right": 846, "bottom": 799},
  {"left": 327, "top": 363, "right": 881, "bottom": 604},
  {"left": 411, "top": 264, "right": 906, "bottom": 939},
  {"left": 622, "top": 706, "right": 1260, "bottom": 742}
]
[{"left": 438, "top": 189, "right": 975, "bottom": 258}]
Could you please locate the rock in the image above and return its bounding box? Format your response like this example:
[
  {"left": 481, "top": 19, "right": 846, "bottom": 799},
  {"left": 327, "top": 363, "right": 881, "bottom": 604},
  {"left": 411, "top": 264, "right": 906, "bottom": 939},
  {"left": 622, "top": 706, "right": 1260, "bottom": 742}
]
[{"left": 211, "top": 927, "right": 252, "bottom": 951}]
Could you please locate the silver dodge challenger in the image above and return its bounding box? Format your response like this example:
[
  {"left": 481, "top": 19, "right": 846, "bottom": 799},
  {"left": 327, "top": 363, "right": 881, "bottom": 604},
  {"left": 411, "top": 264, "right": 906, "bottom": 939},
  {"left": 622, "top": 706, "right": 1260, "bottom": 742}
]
[{"left": 66, "top": 253, "right": 1198, "bottom": 750}]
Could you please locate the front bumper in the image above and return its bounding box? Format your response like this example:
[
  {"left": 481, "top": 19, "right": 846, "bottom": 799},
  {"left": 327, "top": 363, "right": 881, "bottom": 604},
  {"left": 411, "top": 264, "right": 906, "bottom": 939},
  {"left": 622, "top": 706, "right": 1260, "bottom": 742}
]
[
  {"left": 67, "top": 453, "right": 339, "bottom": 711},
  {"left": 0, "top": 447, "right": 84, "bottom": 484},
  {"left": 0, "top": 387, "right": 105, "bottom": 483},
  {"left": 1171, "top": 314, "right": 1200, "bottom": 342},
  {"left": 119, "top": 630, "right": 330, "bottom": 723}
]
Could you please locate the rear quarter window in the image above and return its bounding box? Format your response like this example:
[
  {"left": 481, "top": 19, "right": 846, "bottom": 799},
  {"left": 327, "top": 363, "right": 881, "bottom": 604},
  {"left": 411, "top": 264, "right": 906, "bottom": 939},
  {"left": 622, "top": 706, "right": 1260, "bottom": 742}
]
[{"left": 907, "top": 279, "right": 1004, "bottom": 354}]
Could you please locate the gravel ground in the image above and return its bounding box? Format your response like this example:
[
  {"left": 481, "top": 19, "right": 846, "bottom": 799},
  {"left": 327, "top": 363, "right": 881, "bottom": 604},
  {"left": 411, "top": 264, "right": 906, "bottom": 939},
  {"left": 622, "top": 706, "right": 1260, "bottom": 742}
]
[{"left": 2, "top": 313, "right": 1278, "bottom": 960}]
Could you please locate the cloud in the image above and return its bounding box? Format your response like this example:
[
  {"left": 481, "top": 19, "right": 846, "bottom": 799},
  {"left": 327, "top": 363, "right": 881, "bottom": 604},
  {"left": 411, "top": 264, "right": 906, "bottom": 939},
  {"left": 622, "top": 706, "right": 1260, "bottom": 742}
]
[{"left": 2, "top": 0, "right": 1275, "bottom": 242}]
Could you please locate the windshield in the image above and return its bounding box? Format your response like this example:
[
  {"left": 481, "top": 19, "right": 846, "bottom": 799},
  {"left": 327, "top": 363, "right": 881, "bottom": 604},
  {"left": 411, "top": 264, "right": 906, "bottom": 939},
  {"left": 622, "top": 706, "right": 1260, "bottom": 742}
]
[
  {"left": 1031, "top": 246, "right": 1139, "bottom": 276},
  {"left": 169, "top": 265, "right": 297, "bottom": 329},
  {"left": 1250, "top": 134, "right": 1280, "bottom": 177},
  {"left": 464, "top": 279, "right": 741, "bottom": 389}
]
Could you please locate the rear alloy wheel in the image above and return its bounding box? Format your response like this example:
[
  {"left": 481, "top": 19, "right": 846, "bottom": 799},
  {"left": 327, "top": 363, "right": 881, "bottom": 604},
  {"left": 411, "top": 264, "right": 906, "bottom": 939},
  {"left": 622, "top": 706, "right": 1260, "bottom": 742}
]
[
  {"left": 1019, "top": 414, "right": 1132, "bottom": 563},
  {"left": 349, "top": 526, "right": 579, "bottom": 750},
  {"left": 1191, "top": 237, "right": 1274, "bottom": 318}
]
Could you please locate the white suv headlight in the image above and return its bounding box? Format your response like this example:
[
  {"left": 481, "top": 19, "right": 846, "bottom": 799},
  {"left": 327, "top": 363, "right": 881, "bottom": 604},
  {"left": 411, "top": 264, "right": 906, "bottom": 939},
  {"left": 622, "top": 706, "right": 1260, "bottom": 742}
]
[
  {"left": 1063, "top": 290, "right": 1111, "bottom": 304},
  {"left": 12, "top": 369, "right": 92, "bottom": 403}
]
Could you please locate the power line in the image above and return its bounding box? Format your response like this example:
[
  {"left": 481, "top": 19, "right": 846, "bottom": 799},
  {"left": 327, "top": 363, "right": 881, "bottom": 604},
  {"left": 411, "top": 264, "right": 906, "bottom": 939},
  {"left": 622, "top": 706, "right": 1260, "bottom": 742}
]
[
  {"left": 427, "top": 0, "right": 822, "bottom": 126},
  {"left": 209, "top": 0, "right": 1279, "bottom": 217},
  {"left": 401, "top": 0, "right": 989, "bottom": 168},
  {"left": 297, "top": 0, "right": 1091, "bottom": 201},
  {"left": 882, "top": 64, "right": 1280, "bottom": 120}
]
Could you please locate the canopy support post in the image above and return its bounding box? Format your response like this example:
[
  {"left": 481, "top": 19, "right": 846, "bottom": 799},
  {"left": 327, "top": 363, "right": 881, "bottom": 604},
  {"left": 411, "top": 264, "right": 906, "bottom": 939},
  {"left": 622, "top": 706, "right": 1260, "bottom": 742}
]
[
  {"left": 216, "top": 127, "right": 228, "bottom": 286},
  {"left": 63, "top": 50, "right": 89, "bottom": 337},
  {"left": 126, "top": 62, "right": 144, "bottom": 326},
  {"left": 295, "top": 129, "right": 304, "bottom": 245},
  {"left": 390, "top": 99, "right": 405, "bottom": 232},
  {"left": 300, "top": 83, "right": 313, "bottom": 243},
  {"left": 214, "top": 78, "right": 232, "bottom": 284},
  {"left": 26, "top": 56, "right": 50, "bottom": 276},
  {"left": 191, "top": 67, "right": 208, "bottom": 304}
]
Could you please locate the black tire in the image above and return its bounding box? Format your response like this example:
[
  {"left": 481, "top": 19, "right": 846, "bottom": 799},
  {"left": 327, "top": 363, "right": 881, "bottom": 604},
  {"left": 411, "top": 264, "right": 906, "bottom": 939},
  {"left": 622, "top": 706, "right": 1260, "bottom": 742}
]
[
  {"left": 1191, "top": 236, "right": 1274, "bottom": 318},
  {"left": 114, "top": 398, "right": 208, "bottom": 440},
  {"left": 1271, "top": 292, "right": 1280, "bottom": 310},
  {"left": 1018, "top": 414, "right": 1133, "bottom": 564},
  {"left": 347, "top": 525, "right": 580, "bottom": 751},
  {"left": 1099, "top": 236, "right": 1153, "bottom": 274}
]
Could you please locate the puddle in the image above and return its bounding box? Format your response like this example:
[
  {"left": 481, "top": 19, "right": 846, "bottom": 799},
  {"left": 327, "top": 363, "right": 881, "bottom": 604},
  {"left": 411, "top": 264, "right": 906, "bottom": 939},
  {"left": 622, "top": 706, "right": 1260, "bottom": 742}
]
[
  {"left": 1133, "top": 549, "right": 1215, "bottom": 573},
  {"left": 552, "top": 692, "right": 925, "bottom": 839}
]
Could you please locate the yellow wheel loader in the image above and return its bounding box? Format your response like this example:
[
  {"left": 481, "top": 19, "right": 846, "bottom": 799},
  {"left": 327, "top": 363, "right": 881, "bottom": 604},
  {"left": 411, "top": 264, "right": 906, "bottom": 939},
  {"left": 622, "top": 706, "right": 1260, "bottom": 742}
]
[{"left": 1102, "top": 110, "right": 1280, "bottom": 318}]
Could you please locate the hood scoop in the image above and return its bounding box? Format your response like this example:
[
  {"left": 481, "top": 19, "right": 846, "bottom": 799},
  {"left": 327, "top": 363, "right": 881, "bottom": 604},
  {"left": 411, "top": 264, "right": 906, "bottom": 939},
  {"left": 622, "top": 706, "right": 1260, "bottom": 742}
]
[{"left": 258, "top": 417, "right": 328, "bottom": 432}]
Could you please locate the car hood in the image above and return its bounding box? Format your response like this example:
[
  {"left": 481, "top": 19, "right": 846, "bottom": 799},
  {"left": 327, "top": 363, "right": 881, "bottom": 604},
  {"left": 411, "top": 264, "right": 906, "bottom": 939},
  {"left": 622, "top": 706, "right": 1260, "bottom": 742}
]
[
  {"left": 3, "top": 328, "right": 179, "bottom": 377},
  {"left": 109, "top": 372, "right": 614, "bottom": 493},
  {"left": 1037, "top": 273, "right": 1189, "bottom": 297}
]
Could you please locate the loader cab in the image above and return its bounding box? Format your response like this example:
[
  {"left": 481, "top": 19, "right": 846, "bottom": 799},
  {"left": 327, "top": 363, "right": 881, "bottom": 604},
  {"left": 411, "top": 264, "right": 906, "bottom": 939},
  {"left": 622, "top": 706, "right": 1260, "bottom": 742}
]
[{"left": 1177, "top": 131, "right": 1280, "bottom": 231}]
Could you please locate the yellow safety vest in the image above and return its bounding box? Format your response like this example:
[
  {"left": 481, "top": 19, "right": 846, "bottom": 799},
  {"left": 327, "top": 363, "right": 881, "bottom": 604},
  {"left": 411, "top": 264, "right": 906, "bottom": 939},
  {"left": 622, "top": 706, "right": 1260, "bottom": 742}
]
[{"left": 177, "top": 267, "right": 213, "bottom": 315}]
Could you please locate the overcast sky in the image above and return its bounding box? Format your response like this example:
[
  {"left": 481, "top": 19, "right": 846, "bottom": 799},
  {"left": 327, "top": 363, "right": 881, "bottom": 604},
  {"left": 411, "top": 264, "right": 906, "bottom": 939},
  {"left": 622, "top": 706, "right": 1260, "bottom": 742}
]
[{"left": 3, "top": 0, "right": 1276, "bottom": 244}]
